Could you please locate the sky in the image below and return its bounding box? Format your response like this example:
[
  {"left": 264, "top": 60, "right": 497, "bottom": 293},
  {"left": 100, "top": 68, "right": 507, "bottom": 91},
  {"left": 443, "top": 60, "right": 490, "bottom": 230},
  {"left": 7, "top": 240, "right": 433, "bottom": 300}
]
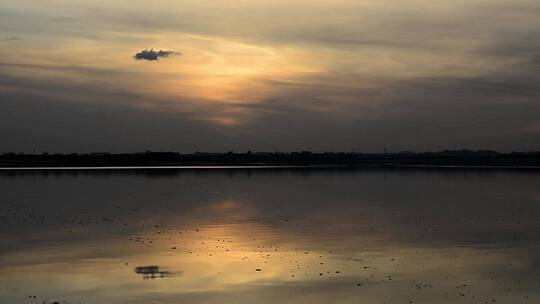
[{"left": 0, "top": 0, "right": 539, "bottom": 153}]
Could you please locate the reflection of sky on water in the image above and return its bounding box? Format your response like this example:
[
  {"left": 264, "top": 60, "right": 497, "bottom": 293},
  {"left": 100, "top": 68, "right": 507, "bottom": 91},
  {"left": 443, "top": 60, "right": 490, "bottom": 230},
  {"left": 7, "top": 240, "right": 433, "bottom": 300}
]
[{"left": 1, "top": 169, "right": 539, "bottom": 303}]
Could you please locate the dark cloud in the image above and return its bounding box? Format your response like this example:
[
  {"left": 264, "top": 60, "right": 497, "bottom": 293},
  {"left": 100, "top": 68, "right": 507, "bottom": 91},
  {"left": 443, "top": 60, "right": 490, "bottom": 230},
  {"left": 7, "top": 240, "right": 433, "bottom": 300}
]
[
  {"left": 134, "top": 49, "right": 178, "bottom": 61},
  {"left": 0, "top": 37, "right": 19, "bottom": 42},
  {"left": 1, "top": 48, "right": 540, "bottom": 153}
]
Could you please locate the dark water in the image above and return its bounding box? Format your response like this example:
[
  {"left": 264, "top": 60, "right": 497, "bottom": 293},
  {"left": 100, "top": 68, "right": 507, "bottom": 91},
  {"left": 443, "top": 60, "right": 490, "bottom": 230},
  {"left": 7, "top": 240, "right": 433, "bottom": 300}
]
[{"left": 1, "top": 168, "right": 539, "bottom": 304}]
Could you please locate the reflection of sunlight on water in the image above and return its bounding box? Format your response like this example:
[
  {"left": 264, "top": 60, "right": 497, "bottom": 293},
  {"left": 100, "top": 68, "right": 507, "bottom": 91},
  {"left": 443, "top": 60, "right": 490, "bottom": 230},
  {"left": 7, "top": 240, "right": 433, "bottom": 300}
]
[
  {"left": 1, "top": 219, "right": 537, "bottom": 304},
  {"left": 1, "top": 171, "right": 540, "bottom": 303}
]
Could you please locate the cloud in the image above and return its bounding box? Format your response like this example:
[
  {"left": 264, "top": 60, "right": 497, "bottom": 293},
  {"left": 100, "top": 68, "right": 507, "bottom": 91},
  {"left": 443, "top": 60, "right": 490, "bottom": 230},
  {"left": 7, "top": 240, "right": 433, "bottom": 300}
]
[
  {"left": 0, "top": 37, "right": 19, "bottom": 42},
  {"left": 1, "top": 62, "right": 540, "bottom": 153},
  {"left": 134, "top": 49, "right": 178, "bottom": 61}
]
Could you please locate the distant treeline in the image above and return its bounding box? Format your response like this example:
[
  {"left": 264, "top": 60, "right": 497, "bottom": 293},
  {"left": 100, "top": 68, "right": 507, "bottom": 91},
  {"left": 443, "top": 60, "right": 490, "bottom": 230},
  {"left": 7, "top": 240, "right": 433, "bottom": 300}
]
[{"left": 0, "top": 150, "right": 540, "bottom": 167}]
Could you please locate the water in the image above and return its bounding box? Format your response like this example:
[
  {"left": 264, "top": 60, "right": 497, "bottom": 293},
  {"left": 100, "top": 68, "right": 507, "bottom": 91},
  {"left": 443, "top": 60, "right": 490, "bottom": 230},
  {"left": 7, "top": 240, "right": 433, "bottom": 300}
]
[{"left": 1, "top": 168, "right": 539, "bottom": 304}]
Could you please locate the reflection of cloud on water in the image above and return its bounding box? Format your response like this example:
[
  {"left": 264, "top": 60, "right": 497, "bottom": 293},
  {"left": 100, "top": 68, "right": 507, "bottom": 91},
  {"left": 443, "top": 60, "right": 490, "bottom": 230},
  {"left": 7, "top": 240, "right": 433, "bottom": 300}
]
[
  {"left": 1, "top": 222, "right": 539, "bottom": 303},
  {"left": 1, "top": 170, "right": 540, "bottom": 303},
  {"left": 134, "top": 265, "right": 175, "bottom": 279}
]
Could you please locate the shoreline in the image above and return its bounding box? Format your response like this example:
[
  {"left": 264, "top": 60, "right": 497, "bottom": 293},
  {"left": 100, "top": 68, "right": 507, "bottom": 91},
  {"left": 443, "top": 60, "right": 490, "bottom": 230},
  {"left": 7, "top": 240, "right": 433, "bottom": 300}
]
[{"left": 1, "top": 164, "right": 540, "bottom": 170}]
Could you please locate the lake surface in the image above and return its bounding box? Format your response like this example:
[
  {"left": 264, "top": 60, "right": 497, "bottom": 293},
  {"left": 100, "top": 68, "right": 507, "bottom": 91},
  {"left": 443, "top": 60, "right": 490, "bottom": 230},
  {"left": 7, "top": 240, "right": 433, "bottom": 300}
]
[{"left": 1, "top": 168, "right": 539, "bottom": 304}]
